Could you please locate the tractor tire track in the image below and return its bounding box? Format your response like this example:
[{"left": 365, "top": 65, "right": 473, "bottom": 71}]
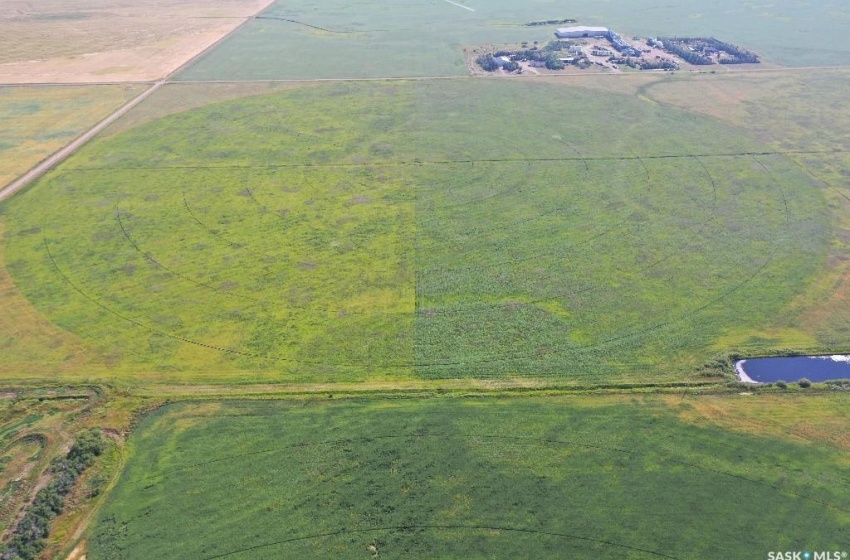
[
  {"left": 57, "top": 148, "right": 850, "bottom": 173},
  {"left": 201, "top": 524, "right": 681, "bottom": 560}
]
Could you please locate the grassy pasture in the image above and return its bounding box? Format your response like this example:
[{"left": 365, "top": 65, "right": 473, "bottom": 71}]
[
  {"left": 0, "top": 86, "right": 143, "bottom": 189},
  {"left": 88, "top": 396, "right": 850, "bottom": 559},
  {"left": 0, "top": 80, "right": 831, "bottom": 383},
  {"left": 177, "top": 0, "right": 850, "bottom": 81}
]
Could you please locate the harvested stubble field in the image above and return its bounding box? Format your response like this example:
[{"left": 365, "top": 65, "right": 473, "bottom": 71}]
[
  {"left": 0, "top": 80, "right": 832, "bottom": 384},
  {"left": 0, "top": 0, "right": 273, "bottom": 83},
  {"left": 88, "top": 395, "right": 850, "bottom": 559}
]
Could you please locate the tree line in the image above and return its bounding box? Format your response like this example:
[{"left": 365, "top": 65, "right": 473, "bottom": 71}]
[{"left": 659, "top": 37, "right": 760, "bottom": 65}]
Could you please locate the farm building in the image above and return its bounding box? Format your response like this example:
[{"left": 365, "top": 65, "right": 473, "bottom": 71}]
[{"left": 555, "top": 26, "right": 610, "bottom": 39}]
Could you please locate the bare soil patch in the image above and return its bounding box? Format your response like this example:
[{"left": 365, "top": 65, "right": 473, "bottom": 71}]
[{"left": 66, "top": 541, "right": 86, "bottom": 560}]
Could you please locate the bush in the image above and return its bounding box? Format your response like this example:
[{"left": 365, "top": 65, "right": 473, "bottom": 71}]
[
  {"left": 827, "top": 379, "right": 850, "bottom": 391},
  {"left": 726, "top": 381, "right": 755, "bottom": 391},
  {"left": 545, "top": 55, "right": 565, "bottom": 70},
  {"left": 2, "top": 430, "right": 105, "bottom": 560},
  {"left": 774, "top": 380, "right": 787, "bottom": 389},
  {"left": 476, "top": 54, "right": 499, "bottom": 72},
  {"left": 798, "top": 378, "right": 812, "bottom": 388}
]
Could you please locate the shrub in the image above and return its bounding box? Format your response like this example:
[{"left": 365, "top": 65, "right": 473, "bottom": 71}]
[
  {"left": 726, "top": 381, "right": 755, "bottom": 391},
  {"left": 545, "top": 55, "right": 565, "bottom": 70},
  {"left": 2, "top": 430, "right": 105, "bottom": 560},
  {"left": 774, "top": 380, "right": 787, "bottom": 389},
  {"left": 503, "top": 60, "right": 520, "bottom": 72},
  {"left": 87, "top": 473, "right": 108, "bottom": 498},
  {"left": 827, "top": 380, "right": 850, "bottom": 391},
  {"left": 798, "top": 378, "right": 812, "bottom": 388},
  {"left": 476, "top": 54, "right": 499, "bottom": 72}
]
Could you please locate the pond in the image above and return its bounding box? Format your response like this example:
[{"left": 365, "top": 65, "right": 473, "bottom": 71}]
[{"left": 735, "top": 355, "right": 850, "bottom": 384}]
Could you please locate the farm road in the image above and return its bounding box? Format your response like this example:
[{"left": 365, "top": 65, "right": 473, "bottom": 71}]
[{"left": 0, "top": 0, "right": 276, "bottom": 203}]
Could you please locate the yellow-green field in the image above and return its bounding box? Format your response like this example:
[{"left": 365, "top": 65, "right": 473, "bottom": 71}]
[
  {"left": 1, "top": 79, "right": 840, "bottom": 386},
  {"left": 0, "top": 86, "right": 143, "bottom": 189},
  {"left": 562, "top": 69, "right": 850, "bottom": 350},
  {"left": 2, "top": 1, "right": 850, "bottom": 558}
]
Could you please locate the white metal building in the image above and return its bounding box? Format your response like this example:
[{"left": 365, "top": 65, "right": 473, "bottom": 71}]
[{"left": 555, "top": 26, "right": 610, "bottom": 39}]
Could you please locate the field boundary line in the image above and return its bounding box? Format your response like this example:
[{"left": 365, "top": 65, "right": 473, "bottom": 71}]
[
  {"left": 169, "top": 65, "right": 850, "bottom": 83},
  {"left": 2, "top": 64, "right": 850, "bottom": 88},
  {"left": 0, "top": 81, "right": 156, "bottom": 87},
  {"left": 57, "top": 148, "right": 850, "bottom": 173}
]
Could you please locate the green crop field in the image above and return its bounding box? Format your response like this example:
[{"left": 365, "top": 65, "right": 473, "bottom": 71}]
[
  {"left": 0, "top": 80, "right": 831, "bottom": 384},
  {"left": 177, "top": 0, "right": 850, "bottom": 81},
  {"left": 88, "top": 396, "right": 850, "bottom": 559}
]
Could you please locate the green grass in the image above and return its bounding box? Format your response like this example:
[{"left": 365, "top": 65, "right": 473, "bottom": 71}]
[
  {"left": 176, "top": 0, "right": 850, "bottom": 81},
  {"left": 87, "top": 395, "right": 850, "bottom": 559},
  {"left": 0, "top": 80, "right": 830, "bottom": 383}
]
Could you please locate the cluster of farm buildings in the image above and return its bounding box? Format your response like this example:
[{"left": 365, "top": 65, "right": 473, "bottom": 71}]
[
  {"left": 555, "top": 26, "right": 642, "bottom": 56},
  {"left": 550, "top": 26, "right": 678, "bottom": 70},
  {"left": 475, "top": 25, "right": 760, "bottom": 74}
]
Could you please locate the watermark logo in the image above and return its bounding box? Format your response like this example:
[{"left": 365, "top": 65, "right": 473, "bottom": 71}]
[{"left": 768, "top": 552, "right": 847, "bottom": 560}]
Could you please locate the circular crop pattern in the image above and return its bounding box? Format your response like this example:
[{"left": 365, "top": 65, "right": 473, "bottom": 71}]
[{"left": 4, "top": 81, "right": 827, "bottom": 381}]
